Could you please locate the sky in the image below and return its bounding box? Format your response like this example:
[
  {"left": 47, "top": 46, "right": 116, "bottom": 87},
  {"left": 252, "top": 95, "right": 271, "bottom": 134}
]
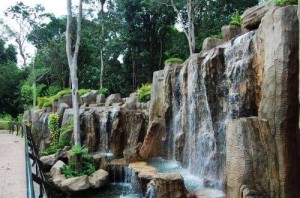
[{"left": 0, "top": 0, "right": 81, "bottom": 66}]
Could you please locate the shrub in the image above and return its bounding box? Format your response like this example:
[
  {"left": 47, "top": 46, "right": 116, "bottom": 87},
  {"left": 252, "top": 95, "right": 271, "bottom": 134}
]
[
  {"left": 49, "top": 114, "right": 60, "bottom": 146},
  {"left": 274, "top": 0, "right": 297, "bottom": 5},
  {"left": 164, "top": 58, "right": 184, "bottom": 65},
  {"left": 98, "top": 87, "right": 109, "bottom": 96},
  {"left": 40, "top": 139, "right": 70, "bottom": 156},
  {"left": 0, "top": 114, "right": 13, "bottom": 130},
  {"left": 61, "top": 145, "right": 96, "bottom": 178},
  {"left": 230, "top": 11, "right": 242, "bottom": 26},
  {"left": 78, "top": 89, "right": 91, "bottom": 96},
  {"left": 37, "top": 88, "right": 90, "bottom": 108},
  {"left": 211, "top": 33, "right": 223, "bottom": 39},
  {"left": 137, "top": 84, "right": 152, "bottom": 102}
]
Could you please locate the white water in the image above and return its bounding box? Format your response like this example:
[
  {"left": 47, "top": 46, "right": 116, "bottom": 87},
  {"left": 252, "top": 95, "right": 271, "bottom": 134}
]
[{"left": 163, "top": 31, "right": 256, "bottom": 190}]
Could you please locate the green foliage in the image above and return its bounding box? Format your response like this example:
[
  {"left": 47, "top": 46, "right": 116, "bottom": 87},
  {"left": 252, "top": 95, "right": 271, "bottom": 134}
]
[
  {"left": 164, "top": 58, "right": 184, "bottom": 65},
  {"left": 230, "top": 11, "right": 243, "bottom": 26},
  {"left": 49, "top": 114, "right": 60, "bottom": 146},
  {"left": 98, "top": 87, "right": 109, "bottom": 96},
  {"left": 61, "top": 145, "right": 96, "bottom": 178},
  {"left": 137, "top": 84, "right": 152, "bottom": 102},
  {"left": 40, "top": 139, "right": 69, "bottom": 156},
  {"left": 71, "top": 145, "right": 88, "bottom": 154},
  {"left": 211, "top": 33, "right": 223, "bottom": 39},
  {"left": 274, "top": 0, "right": 297, "bottom": 5},
  {"left": 78, "top": 89, "right": 90, "bottom": 96},
  {"left": 0, "top": 114, "right": 13, "bottom": 130}
]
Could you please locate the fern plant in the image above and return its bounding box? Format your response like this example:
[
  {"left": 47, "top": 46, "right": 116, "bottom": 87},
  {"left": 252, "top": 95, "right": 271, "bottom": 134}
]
[{"left": 230, "top": 11, "right": 243, "bottom": 26}]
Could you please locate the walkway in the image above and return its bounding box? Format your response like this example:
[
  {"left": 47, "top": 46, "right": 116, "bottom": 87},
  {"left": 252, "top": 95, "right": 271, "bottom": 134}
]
[{"left": 0, "top": 130, "right": 26, "bottom": 198}]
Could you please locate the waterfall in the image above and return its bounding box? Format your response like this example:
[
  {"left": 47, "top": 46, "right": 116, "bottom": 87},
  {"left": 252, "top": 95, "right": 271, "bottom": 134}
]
[
  {"left": 98, "top": 106, "right": 120, "bottom": 153},
  {"left": 163, "top": 31, "right": 257, "bottom": 190}
]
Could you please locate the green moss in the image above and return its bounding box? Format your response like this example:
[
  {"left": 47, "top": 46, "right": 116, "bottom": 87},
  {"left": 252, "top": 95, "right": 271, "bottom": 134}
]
[
  {"left": 164, "top": 58, "right": 184, "bottom": 65},
  {"left": 37, "top": 89, "right": 91, "bottom": 108},
  {"left": 274, "top": 0, "right": 297, "bottom": 5},
  {"left": 137, "top": 84, "right": 152, "bottom": 102},
  {"left": 230, "top": 11, "right": 242, "bottom": 26},
  {"left": 211, "top": 33, "right": 223, "bottom": 39}
]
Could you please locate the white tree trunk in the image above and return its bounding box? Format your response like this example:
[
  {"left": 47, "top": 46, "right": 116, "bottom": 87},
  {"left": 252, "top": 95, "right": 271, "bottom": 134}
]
[
  {"left": 66, "top": 0, "right": 82, "bottom": 146},
  {"left": 99, "top": 2, "right": 105, "bottom": 89}
]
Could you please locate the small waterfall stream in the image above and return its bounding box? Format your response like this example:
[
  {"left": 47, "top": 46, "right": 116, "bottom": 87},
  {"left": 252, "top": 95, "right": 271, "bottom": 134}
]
[{"left": 163, "top": 31, "right": 257, "bottom": 190}]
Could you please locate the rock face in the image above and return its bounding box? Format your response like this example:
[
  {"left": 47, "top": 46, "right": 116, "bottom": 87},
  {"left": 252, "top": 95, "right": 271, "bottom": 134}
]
[
  {"left": 242, "top": 3, "right": 276, "bottom": 30},
  {"left": 88, "top": 169, "right": 109, "bottom": 188},
  {"left": 141, "top": 4, "right": 299, "bottom": 196},
  {"left": 255, "top": 5, "right": 300, "bottom": 197},
  {"left": 202, "top": 37, "right": 224, "bottom": 51},
  {"left": 226, "top": 117, "right": 279, "bottom": 197},
  {"left": 61, "top": 175, "right": 91, "bottom": 191},
  {"left": 105, "top": 93, "right": 122, "bottom": 106},
  {"left": 81, "top": 90, "right": 97, "bottom": 105},
  {"left": 221, "top": 25, "right": 242, "bottom": 41},
  {"left": 145, "top": 173, "right": 186, "bottom": 198}
]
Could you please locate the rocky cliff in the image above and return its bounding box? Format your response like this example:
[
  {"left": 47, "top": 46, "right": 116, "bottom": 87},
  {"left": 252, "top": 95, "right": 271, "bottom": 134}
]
[{"left": 141, "top": 4, "right": 300, "bottom": 198}]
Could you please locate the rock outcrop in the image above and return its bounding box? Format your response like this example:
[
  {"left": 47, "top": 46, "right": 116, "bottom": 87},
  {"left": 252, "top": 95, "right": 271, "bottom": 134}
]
[
  {"left": 226, "top": 117, "right": 279, "bottom": 197},
  {"left": 145, "top": 173, "right": 187, "bottom": 198},
  {"left": 255, "top": 5, "right": 300, "bottom": 197},
  {"left": 140, "top": 4, "right": 299, "bottom": 197}
]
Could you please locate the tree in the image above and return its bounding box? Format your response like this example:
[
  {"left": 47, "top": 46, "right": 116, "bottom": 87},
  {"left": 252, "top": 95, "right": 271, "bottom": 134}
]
[
  {"left": 98, "top": 0, "right": 106, "bottom": 89},
  {"left": 1, "top": 2, "right": 48, "bottom": 67},
  {"left": 66, "top": 0, "right": 83, "bottom": 146}
]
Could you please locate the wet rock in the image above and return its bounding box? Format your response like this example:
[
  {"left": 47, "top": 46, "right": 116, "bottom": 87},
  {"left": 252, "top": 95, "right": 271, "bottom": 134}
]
[
  {"left": 140, "top": 118, "right": 164, "bottom": 159},
  {"left": 187, "top": 189, "right": 225, "bottom": 198},
  {"left": 221, "top": 25, "right": 242, "bottom": 41},
  {"left": 107, "top": 158, "right": 127, "bottom": 183},
  {"left": 129, "top": 161, "right": 159, "bottom": 194},
  {"left": 88, "top": 169, "right": 109, "bottom": 189},
  {"left": 105, "top": 94, "right": 122, "bottom": 106},
  {"left": 226, "top": 117, "right": 279, "bottom": 197},
  {"left": 61, "top": 109, "right": 74, "bottom": 128},
  {"left": 123, "top": 142, "right": 143, "bottom": 163},
  {"left": 81, "top": 90, "right": 97, "bottom": 105},
  {"left": 146, "top": 173, "right": 186, "bottom": 198},
  {"left": 202, "top": 37, "right": 223, "bottom": 52},
  {"left": 61, "top": 175, "right": 91, "bottom": 191}
]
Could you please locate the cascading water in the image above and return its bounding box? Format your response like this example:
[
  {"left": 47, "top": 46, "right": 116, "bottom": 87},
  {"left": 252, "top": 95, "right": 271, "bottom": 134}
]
[{"left": 162, "top": 31, "right": 257, "bottom": 190}]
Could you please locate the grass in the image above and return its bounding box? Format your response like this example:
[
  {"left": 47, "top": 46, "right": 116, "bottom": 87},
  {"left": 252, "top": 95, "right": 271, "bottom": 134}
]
[{"left": 274, "top": 0, "right": 297, "bottom": 5}]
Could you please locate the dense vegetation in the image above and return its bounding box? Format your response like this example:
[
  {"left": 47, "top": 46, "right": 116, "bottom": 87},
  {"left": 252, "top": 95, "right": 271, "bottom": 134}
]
[{"left": 0, "top": 0, "right": 259, "bottom": 118}]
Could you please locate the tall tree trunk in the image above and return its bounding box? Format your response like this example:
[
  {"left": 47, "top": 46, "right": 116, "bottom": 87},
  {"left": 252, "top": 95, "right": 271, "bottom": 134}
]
[
  {"left": 187, "top": 0, "right": 195, "bottom": 54},
  {"left": 32, "top": 55, "right": 36, "bottom": 107},
  {"left": 66, "top": 0, "right": 82, "bottom": 146},
  {"left": 99, "top": 2, "right": 105, "bottom": 89}
]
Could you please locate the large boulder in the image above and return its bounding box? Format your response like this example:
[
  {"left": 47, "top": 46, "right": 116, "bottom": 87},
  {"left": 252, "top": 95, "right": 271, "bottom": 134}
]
[
  {"left": 40, "top": 154, "right": 56, "bottom": 169},
  {"left": 255, "top": 5, "right": 300, "bottom": 197},
  {"left": 202, "top": 37, "right": 224, "bottom": 52},
  {"left": 61, "top": 175, "right": 91, "bottom": 191},
  {"left": 242, "top": 3, "right": 276, "bottom": 30},
  {"left": 146, "top": 173, "right": 187, "bottom": 198},
  {"left": 140, "top": 118, "right": 164, "bottom": 159},
  {"left": 81, "top": 90, "right": 97, "bottom": 105},
  {"left": 88, "top": 169, "right": 109, "bottom": 189},
  {"left": 221, "top": 25, "right": 242, "bottom": 41},
  {"left": 96, "top": 94, "right": 106, "bottom": 104},
  {"left": 226, "top": 117, "right": 279, "bottom": 197},
  {"left": 50, "top": 160, "right": 66, "bottom": 187},
  {"left": 105, "top": 93, "right": 122, "bottom": 106},
  {"left": 124, "top": 93, "right": 138, "bottom": 109}
]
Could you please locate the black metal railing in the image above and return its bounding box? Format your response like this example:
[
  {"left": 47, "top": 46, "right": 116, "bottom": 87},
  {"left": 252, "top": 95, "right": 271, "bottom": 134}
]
[{"left": 8, "top": 122, "right": 70, "bottom": 198}]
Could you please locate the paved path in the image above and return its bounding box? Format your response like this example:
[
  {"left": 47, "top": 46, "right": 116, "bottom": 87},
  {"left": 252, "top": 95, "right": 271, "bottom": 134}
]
[{"left": 0, "top": 130, "right": 26, "bottom": 198}]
